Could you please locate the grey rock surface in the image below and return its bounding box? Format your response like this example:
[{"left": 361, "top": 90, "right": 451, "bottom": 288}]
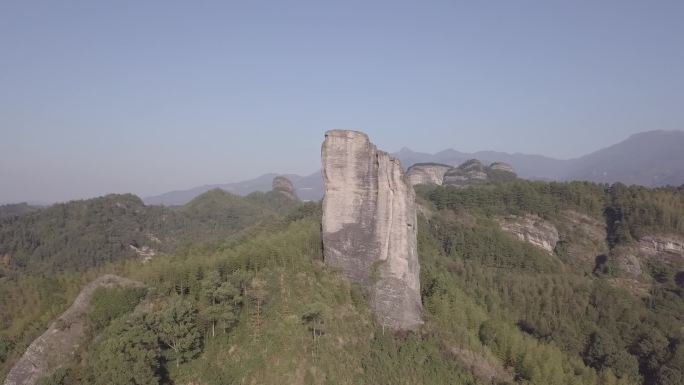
[
  {"left": 406, "top": 163, "right": 452, "bottom": 186},
  {"left": 272, "top": 176, "right": 299, "bottom": 200},
  {"left": 4, "top": 275, "right": 145, "bottom": 385},
  {"left": 497, "top": 215, "right": 560, "bottom": 253},
  {"left": 321, "top": 130, "right": 422, "bottom": 331},
  {"left": 638, "top": 235, "right": 684, "bottom": 257},
  {"left": 406, "top": 159, "right": 518, "bottom": 188},
  {"left": 443, "top": 160, "right": 486, "bottom": 186}
]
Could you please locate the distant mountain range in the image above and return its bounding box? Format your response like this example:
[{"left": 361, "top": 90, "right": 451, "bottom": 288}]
[
  {"left": 144, "top": 130, "right": 684, "bottom": 205},
  {"left": 144, "top": 172, "right": 323, "bottom": 206}
]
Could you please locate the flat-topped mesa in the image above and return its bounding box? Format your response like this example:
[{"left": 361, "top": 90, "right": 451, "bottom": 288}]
[
  {"left": 272, "top": 176, "right": 298, "bottom": 200},
  {"left": 321, "top": 130, "right": 423, "bottom": 331}
]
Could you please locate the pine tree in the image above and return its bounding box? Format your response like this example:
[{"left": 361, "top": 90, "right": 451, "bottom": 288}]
[{"left": 152, "top": 299, "right": 202, "bottom": 368}]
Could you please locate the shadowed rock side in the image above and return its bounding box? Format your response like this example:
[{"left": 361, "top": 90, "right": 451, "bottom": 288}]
[
  {"left": 321, "top": 130, "right": 422, "bottom": 331},
  {"left": 4, "top": 275, "right": 145, "bottom": 385},
  {"left": 272, "top": 176, "right": 299, "bottom": 200}
]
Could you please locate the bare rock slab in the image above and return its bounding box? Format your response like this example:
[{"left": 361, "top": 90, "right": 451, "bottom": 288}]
[
  {"left": 406, "top": 163, "right": 452, "bottom": 186},
  {"left": 497, "top": 214, "right": 559, "bottom": 253},
  {"left": 4, "top": 275, "right": 145, "bottom": 385},
  {"left": 321, "top": 130, "right": 423, "bottom": 331}
]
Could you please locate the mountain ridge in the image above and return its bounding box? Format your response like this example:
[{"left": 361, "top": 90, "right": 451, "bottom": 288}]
[{"left": 140, "top": 130, "right": 683, "bottom": 205}]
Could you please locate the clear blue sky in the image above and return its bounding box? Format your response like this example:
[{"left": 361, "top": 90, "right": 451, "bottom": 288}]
[{"left": 1, "top": 0, "right": 683, "bottom": 203}]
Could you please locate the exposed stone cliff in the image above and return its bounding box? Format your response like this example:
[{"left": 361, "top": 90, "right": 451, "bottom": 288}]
[
  {"left": 272, "top": 176, "right": 299, "bottom": 200},
  {"left": 4, "top": 275, "right": 145, "bottom": 385},
  {"left": 496, "top": 215, "right": 559, "bottom": 253},
  {"left": 406, "top": 163, "right": 452, "bottom": 186},
  {"left": 638, "top": 235, "right": 684, "bottom": 257},
  {"left": 321, "top": 130, "right": 422, "bottom": 330},
  {"left": 405, "top": 159, "right": 517, "bottom": 187},
  {"left": 444, "top": 159, "right": 517, "bottom": 186}
]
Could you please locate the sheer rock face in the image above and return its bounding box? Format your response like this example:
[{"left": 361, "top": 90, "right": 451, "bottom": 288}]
[
  {"left": 406, "top": 163, "right": 452, "bottom": 186},
  {"left": 321, "top": 130, "right": 422, "bottom": 330},
  {"left": 272, "top": 176, "right": 298, "bottom": 200},
  {"left": 4, "top": 275, "right": 145, "bottom": 385},
  {"left": 497, "top": 215, "right": 559, "bottom": 253}
]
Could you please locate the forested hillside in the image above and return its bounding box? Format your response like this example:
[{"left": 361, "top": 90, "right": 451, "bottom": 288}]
[
  {"left": 0, "top": 189, "right": 297, "bottom": 275},
  {"left": 0, "top": 204, "right": 41, "bottom": 220},
  {"left": 1, "top": 181, "right": 683, "bottom": 385},
  {"left": 421, "top": 181, "right": 683, "bottom": 385}
]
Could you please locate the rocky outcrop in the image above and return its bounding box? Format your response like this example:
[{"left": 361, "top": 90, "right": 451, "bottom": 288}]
[
  {"left": 443, "top": 160, "right": 488, "bottom": 186},
  {"left": 638, "top": 235, "right": 684, "bottom": 257},
  {"left": 497, "top": 215, "right": 559, "bottom": 253},
  {"left": 321, "top": 130, "right": 422, "bottom": 331},
  {"left": 489, "top": 162, "right": 515, "bottom": 174},
  {"left": 128, "top": 244, "right": 157, "bottom": 263},
  {"left": 406, "top": 163, "right": 452, "bottom": 186},
  {"left": 272, "top": 176, "right": 299, "bottom": 200},
  {"left": 405, "top": 159, "right": 517, "bottom": 187},
  {"left": 4, "top": 275, "right": 145, "bottom": 385}
]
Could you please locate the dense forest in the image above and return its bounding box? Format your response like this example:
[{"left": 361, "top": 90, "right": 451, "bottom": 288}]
[
  {"left": 0, "top": 204, "right": 42, "bottom": 220},
  {"left": 0, "top": 189, "right": 296, "bottom": 275},
  {"left": 1, "top": 180, "right": 683, "bottom": 385}
]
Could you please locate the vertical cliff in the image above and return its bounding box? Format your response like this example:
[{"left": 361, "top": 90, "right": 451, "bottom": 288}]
[
  {"left": 406, "top": 163, "right": 452, "bottom": 186},
  {"left": 321, "top": 130, "right": 422, "bottom": 331}
]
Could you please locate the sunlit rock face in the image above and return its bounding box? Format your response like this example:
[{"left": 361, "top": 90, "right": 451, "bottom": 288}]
[
  {"left": 638, "top": 235, "right": 684, "bottom": 256},
  {"left": 406, "top": 163, "right": 452, "bottom": 186},
  {"left": 321, "top": 130, "right": 423, "bottom": 331},
  {"left": 496, "top": 214, "right": 560, "bottom": 253}
]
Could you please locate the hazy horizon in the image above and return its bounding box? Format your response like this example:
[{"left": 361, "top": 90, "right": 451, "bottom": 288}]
[
  {"left": 3, "top": 128, "right": 683, "bottom": 205},
  {"left": 2, "top": 1, "right": 683, "bottom": 203}
]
